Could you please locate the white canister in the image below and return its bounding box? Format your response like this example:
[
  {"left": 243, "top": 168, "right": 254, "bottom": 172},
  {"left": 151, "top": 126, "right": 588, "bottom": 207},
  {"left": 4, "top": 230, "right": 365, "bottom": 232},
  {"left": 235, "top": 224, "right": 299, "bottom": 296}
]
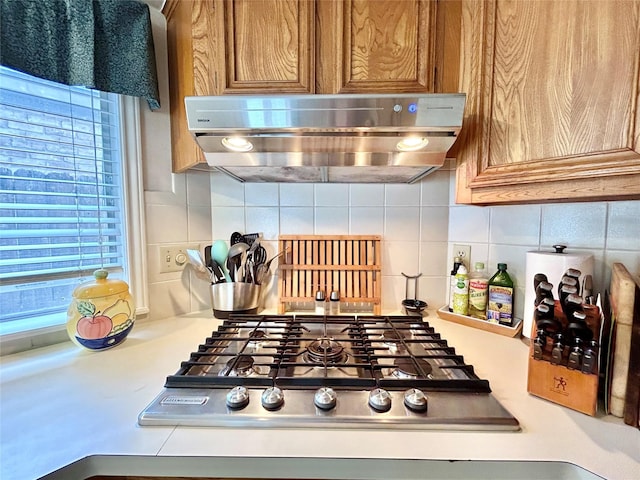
[{"left": 522, "top": 246, "right": 594, "bottom": 339}]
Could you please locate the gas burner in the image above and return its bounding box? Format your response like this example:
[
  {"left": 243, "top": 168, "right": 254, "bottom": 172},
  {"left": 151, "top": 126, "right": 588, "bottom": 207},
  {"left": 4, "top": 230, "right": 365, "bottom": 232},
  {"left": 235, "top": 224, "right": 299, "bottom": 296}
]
[
  {"left": 304, "top": 337, "right": 347, "bottom": 364},
  {"left": 392, "top": 357, "right": 433, "bottom": 379},
  {"left": 219, "top": 355, "right": 256, "bottom": 377},
  {"left": 250, "top": 329, "right": 267, "bottom": 339},
  {"left": 380, "top": 329, "right": 406, "bottom": 350},
  {"left": 248, "top": 329, "right": 268, "bottom": 347}
]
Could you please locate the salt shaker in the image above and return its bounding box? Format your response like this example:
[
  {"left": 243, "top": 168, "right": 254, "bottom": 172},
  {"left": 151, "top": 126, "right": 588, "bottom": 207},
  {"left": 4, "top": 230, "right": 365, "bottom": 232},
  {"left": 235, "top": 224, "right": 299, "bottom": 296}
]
[
  {"left": 315, "top": 290, "right": 326, "bottom": 314},
  {"left": 329, "top": 291, "right": 340, "bottom": 315}
]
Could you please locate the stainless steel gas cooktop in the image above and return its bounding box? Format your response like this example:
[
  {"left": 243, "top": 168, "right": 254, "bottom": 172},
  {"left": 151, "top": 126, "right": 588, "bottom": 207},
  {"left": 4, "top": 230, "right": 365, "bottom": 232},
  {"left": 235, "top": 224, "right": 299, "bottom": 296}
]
[{"left": 138, "top": 314, "right": 519, "bottom": 431}]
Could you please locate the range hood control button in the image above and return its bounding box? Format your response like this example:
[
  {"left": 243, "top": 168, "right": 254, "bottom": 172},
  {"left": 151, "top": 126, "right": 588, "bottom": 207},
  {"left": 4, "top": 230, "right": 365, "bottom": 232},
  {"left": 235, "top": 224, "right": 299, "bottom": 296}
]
[
  {"left": 261, "top": 386, "right": 284, "bottom": 410},
  {"left": 314, "top": 387, "right": 337, "bottom": 410},
  {"left": 368, "top": 388, "right": 392, "bottom": 412},
  {"left": 403, "top": 388, "right": 428, "bottom": 413},
  {"left": 226, "top": 386, "right": 249, "bottom": 410}
]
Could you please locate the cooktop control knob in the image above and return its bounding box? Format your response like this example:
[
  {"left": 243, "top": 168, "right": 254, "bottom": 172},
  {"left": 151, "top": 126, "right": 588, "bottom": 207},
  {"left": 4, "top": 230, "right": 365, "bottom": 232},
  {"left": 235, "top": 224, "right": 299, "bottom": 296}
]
[
  {"left": 261, "top": 386, "right": 284, "bottom": 410},
  {"left": 314, "top": 387, "right": 337, "bottom": 410},
  {"left": 226, "top": 386, "right": 249, "bottom": 410},
  {"left": 403, "top": 388, "right": 428, "bottom": 413},
  {"left": 368, "top": 388, "right": 392, "bottom": 412}
]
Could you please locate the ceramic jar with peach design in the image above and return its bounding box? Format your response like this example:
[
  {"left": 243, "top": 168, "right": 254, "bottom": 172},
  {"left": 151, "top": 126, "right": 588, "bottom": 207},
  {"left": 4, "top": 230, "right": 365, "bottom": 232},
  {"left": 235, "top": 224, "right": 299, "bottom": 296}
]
[{"left": 66, "top": 269, "right": 135, "bottom": 350}]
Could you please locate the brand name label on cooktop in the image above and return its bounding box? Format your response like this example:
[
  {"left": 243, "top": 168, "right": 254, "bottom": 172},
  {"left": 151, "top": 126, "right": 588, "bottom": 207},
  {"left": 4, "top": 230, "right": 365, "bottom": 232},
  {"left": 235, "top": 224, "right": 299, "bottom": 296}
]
[{"left": 161, "top": 395, "right": 208, "bottom": 406}]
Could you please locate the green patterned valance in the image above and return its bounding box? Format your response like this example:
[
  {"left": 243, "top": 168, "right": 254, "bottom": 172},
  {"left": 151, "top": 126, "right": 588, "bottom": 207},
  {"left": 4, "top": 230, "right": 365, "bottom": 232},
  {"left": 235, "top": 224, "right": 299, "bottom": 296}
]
[{"left": 0, "top": 0, "right": 160, "bottom": 110}]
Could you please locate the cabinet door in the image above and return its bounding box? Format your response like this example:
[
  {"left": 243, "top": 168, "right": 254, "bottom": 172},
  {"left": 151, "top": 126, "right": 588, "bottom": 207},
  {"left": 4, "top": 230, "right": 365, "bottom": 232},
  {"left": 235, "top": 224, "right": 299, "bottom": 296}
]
[
  {"left": 456, "top": 0, "right": 640, "bottom": 204},
  {"left": 219, "top": 0, "right": 315, "bottom": 93},
  {"left": 317, "top": 0, "right": 437, "bottom": 93}
]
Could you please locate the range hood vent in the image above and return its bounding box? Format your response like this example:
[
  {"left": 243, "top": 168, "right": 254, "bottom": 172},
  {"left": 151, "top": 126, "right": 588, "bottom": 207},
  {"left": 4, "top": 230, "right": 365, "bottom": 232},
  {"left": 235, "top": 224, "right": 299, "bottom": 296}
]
[{"left": 185, "top": 93, "right": 465, "bottom": 183}]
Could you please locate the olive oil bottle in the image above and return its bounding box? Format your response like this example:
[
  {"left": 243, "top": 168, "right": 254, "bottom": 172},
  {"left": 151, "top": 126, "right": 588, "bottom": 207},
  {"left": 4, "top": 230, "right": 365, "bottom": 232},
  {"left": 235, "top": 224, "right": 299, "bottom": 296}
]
[
  {"left": 486, "top": 263, "right": 514, "bottom": 326},
  {"left": 468, "top": 262, "right": 489, "bottom": 320}
]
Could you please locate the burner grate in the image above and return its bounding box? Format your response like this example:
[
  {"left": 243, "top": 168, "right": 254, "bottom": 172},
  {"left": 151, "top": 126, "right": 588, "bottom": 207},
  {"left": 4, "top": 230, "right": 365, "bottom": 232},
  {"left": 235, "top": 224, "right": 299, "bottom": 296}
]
[{"left": 164, "top": 314, "right": 490, "bottom": 393}]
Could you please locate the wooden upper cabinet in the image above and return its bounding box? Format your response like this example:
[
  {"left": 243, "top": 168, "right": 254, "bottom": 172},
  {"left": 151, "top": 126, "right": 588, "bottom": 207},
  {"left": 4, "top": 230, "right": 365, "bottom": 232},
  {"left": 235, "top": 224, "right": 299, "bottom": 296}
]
[
  {"left": 455, "top": 0, "right": 640, "bottom": 204},
  {"left": 316, "top": 0, "right": 437, "bottom": 93}
]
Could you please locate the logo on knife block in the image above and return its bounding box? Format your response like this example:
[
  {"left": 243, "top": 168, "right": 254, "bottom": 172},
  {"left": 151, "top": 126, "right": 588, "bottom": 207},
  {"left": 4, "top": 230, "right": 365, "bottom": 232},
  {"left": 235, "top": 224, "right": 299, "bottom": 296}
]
[{"left": 552, "top": 376, "right": 569, "bottom": 395}]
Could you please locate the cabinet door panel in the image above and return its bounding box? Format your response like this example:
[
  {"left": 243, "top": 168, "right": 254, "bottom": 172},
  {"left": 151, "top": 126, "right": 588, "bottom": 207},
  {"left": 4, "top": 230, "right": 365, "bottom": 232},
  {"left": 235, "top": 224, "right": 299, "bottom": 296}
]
[
  {"left": 319, "top": 0, "right": 436, "bottom": 93},
  {"left": 456, "top": 0, "right": 640, "bottom": 204},
  {"left": 223, "top": 0, "right": 314, "bottom": 92}
]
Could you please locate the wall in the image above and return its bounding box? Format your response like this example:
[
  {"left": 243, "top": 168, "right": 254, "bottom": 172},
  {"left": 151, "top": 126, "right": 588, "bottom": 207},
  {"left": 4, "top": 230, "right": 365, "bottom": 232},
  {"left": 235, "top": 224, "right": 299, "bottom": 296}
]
[
  {"left": 140, "top": 8, "right": 213, "bottom": 322},
  {"left": 205, "top": 164, "right": 640, "bottom": 320}
]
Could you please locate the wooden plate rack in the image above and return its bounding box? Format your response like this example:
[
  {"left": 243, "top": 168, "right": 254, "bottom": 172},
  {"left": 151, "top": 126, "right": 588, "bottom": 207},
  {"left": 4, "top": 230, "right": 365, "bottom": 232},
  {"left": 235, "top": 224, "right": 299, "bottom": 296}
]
[{"left": 278, "top": 235, "right": 382, "bottom": 314}]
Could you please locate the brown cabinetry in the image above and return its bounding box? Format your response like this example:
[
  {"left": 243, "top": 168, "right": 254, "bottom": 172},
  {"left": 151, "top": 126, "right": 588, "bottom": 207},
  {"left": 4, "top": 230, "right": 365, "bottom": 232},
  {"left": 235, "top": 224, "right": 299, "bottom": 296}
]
[
  {"left": 163, "top": 0, "right": 443, "bottom": 172},
  {"left": 455, "top": 0, "right": 640, "bottom": 204}
]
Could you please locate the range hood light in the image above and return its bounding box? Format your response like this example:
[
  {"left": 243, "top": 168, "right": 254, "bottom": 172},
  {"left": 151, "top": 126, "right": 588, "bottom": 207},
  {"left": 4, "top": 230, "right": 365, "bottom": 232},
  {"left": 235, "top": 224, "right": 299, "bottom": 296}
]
[
  {"left": 221, "top": 137, "right": 253, "bottom": 152},
  {"left": 396, "top": 137, "right": 429, "bottom": 152}
]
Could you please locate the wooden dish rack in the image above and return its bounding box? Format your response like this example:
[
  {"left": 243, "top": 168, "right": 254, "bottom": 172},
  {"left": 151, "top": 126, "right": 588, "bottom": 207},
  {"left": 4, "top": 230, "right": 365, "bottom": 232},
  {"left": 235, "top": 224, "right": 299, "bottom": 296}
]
[{"left": 278, "top": 235, "right": 382, "bottom": 314}]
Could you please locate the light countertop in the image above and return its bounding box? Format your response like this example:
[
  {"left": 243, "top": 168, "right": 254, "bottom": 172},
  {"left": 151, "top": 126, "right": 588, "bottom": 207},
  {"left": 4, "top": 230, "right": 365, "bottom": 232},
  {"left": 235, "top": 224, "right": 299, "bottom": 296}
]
[{"left": 1, "top": 309, "right": 638, "bottom": 480}]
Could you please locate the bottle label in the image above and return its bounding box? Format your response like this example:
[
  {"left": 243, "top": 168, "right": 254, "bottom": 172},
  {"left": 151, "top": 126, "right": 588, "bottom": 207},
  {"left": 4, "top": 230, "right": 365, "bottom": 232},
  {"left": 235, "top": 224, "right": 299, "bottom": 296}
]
[
  {"left": 487, "top": 285, "right": 513, "bottom": 324},
  {"left": 469, "top": 279, "right": 488, "bottom": 310},
  {"left": 452, "top": 275, "right": 469, "bottom": 315}
]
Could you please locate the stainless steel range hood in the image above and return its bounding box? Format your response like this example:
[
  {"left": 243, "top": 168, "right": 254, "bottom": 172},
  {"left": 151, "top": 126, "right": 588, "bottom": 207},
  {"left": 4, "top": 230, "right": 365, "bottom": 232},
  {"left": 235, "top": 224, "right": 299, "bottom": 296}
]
[{"left": 185, "top": 93, "right": 465, "bottom": 183}]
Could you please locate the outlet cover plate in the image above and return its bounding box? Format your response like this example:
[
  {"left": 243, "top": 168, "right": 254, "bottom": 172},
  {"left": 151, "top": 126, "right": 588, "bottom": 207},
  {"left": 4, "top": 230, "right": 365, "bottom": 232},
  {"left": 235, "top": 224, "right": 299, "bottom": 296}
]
[{"left": 453, "top": 244, "right": 471, "bottom": 268}]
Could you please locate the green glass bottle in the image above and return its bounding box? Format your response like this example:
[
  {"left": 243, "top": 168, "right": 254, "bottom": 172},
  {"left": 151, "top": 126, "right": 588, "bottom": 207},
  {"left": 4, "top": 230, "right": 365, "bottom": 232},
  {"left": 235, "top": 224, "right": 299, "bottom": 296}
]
[{"left": 487, "top": 263, "right": 514, "bottom": 326}]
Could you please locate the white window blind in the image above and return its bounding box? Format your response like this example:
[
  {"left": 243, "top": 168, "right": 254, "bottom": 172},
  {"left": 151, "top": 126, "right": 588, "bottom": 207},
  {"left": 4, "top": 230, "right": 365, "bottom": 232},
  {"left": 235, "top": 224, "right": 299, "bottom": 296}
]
[{"left": 0, "top": 66, "right": 128, "bottom": 331}]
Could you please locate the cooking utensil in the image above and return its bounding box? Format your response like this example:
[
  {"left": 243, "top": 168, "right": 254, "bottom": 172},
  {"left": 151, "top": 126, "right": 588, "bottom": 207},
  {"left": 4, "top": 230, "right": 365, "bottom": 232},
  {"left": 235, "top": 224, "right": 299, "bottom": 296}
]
[
  {"left": 227, "top": 242, "right": 249, "bottom": 282},
  {"left": 210, "top": 259, "right": 226, "bottom": 284},
  {"left": 186, "top": 249, "right": 213, "bottom": 282},
  {"left": 254, "top": 249, "right": 288, "bottom": 285},
  {"left": 401, "top": 272, "right": 427, "bottom": 316},
  {"left": 230, "top": 232, "right": 244, "bottom": 246},
  {"left": 204, "top": 245, "right": 212, "bottom": 268},
  {"left": 212, "top": 240, "right": 231, "bottom": 282}
]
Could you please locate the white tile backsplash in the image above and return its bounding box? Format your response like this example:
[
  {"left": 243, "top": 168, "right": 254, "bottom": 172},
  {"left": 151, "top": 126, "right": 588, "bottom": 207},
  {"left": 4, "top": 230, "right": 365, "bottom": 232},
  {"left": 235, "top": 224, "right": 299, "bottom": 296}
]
[
  {"left": 606, "top": 201, "right": 640, "bottom": 250},
  {"left": 280, "top": 184, "right": 314, "bottom": 206},
  {"left": 143, "top": 165, "right": 640, "bottom": 322},
  {"left": 211, "top": 173, "right": 245, "bottom": 206},
  {"left": 280, "top": 206, "right": 314, "bottom": 234},
  {"left": 315, "top": 206, "right": 349, "bottom": 234},
  {"left": 145, "top": 203, "right": 188, "bottom": 244},
  {"left": 245, "top": 183, "right": 279, "bottom": 207},
  {"left": 211, "top": 206, "right": 245, "bottom": 240},
  {"left": 420, "top": 207, "right": 449, "bottom": 242},
  {"left": 350, "top": 184, "right": 384, "bottom": 206},
  {"left": 384, "top": 206, "right": 420, "bottom": 241},
  {"left": 245, "top": 207, "right": 279, "bottom": 240},
  {"left": 490, "top": 205, "right": 541, "bottom": 245},
  {"left": 314, "top": 184, "right": 349, "bottom": 206},
  {"left": 541, "top": 203, "right": 608, "bottom": 249},
  {"left": 187, "top": 205, "right": 212, "bottom": 242},
  {"left": 421, "top": 170, "right": 450, "bottom": 206},
  {"left": 350, "top": 206, "right": 384, "bottom": 235},
  {"left": 449, "top": 205, "right": 490, "bottom": 243},
  {"left": 385, "top": 183, "right": 421, "bottom": 206}
]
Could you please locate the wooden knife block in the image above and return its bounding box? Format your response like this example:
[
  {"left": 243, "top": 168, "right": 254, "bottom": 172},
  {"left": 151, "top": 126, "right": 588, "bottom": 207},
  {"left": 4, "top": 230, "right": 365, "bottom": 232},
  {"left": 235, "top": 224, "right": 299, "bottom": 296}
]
[{"left": 527, "top": 302, "right": 600, "bottom": 416}]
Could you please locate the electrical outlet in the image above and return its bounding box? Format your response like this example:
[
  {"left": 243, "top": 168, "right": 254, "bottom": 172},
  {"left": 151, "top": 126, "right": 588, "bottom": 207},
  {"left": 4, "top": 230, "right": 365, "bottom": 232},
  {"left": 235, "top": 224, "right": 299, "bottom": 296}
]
[
  {"left": 453, "top": 244, "right": 471, "bottom": 268},
  {"left": 158, "top": 245, "right": 189, "bottom": 273}
]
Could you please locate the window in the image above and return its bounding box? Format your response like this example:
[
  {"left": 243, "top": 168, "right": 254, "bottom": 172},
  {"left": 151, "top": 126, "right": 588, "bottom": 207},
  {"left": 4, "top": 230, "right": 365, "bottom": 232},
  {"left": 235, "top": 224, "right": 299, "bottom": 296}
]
[{"left": 0, "top": 66, "right": 132, "bottom": 336}]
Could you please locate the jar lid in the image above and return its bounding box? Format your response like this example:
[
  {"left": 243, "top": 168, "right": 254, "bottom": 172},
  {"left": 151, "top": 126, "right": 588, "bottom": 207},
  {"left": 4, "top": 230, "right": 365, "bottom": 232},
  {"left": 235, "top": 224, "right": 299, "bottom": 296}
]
[{"left": 72, "top": 269, "right": 130, "bottom": 299}]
